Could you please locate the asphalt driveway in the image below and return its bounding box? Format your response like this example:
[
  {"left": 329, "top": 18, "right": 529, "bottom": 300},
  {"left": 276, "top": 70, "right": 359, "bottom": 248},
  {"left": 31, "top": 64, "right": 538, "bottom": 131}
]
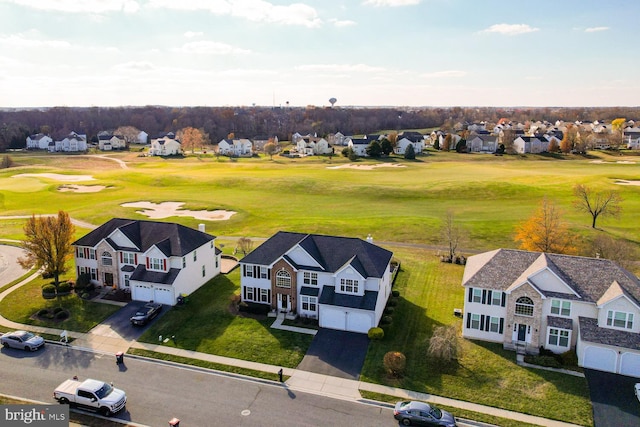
[
  {"left": 296, "top": 329, "right": 369, "bottom": 380},
  {"left": 584, "top": 369, "right": 640, "bottom": 427},
  {"left": 89, "top": 301, "right": 167, "bottom": 341}
]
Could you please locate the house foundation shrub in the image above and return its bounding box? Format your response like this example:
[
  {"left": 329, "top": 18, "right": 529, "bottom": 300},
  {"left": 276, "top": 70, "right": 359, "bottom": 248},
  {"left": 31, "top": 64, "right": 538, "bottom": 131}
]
[
  {"left": 383, "top": 351, "right": 406, "bottom": 378},
  {"left": 368, "top": 327, "right": 384, "bottom": 340}
]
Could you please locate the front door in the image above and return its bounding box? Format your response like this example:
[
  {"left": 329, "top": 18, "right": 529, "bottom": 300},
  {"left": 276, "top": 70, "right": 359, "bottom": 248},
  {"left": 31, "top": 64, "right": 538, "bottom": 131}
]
[
  {"left": 278, "top": 294, "right": 289, "bottom": 312},
  {"left": 517, "top": 324, "right": 527, "bottom": 342}
]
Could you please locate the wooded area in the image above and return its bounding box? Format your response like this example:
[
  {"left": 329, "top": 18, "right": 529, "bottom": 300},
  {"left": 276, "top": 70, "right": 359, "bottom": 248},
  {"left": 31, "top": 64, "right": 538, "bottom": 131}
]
[{"left": 1, "top": 105, "right": 639, "bottom": 151}]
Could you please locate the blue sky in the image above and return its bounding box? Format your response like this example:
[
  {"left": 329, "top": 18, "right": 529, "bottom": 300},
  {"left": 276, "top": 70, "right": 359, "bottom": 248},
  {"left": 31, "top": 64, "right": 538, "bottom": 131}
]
[{"left": 0, "top": 0, "right": 637, "bottom": 108}]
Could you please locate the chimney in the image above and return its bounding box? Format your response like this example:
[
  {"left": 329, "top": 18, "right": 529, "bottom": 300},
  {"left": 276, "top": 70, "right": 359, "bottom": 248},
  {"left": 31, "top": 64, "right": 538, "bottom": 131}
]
[
  {"left": 366, "top": 234, "right": 373, "bottom": 243},
  {"left": 198, "top": 224, "right": 205, "bottom": 233}
]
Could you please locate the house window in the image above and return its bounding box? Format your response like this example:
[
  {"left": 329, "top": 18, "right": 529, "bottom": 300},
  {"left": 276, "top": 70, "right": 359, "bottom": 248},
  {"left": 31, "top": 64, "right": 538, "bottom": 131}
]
[
  {"left": 276, "top": 270, "right": 291, "bottom": 288},
  {"left": 551, "top": 299, "right": 571, "bottom": 317},
  {"left": 215, "top": 256, "right": 219, "bottom": 269},
  {"left": 244, "top": 265, "right": 253, "bottom": 278},
  {"left": 89, "top": 248, "right": 96, "bottom": 260},
  {"left": 489, "top": 317, "right": 500, "bottom": 333},
  {"left": 548, "top": 328, "right": 570, "bottom": 347},
  {"left": 122, "top": 252, "right": 135, "bottom": 265},
  {"left": 149, "top": 257, "right": 164, "bottom": 271},
  {"left": 515, "top": 297, "right": 534, "bottom": 317},
  {"left": 470, "top": 314, "right": 481, "bottom": 330},
  {"left": 246, "top": 287, "right": 254, "bottom": 301},
  {"left": 472, "top": 288, "right": 482, "bottom": 303},
  {"left": 301, "top": 296, "right": 318, "bottom": 311},
  {"left": 183, "top": 257, "right": 186, "bottom": 268},
  {"left": 492, "top": 291, "right": 503, "bottom": 306},
  {"left": 259, "top": 266, "right": 268, "bottom": 279},
  {"left": 101, "top": 251, "right": 112, "bottom": 266},
  {"left": 259, "top": 289, "right": 269, "bottom": 303},
  {"left": 340, "top": 279, "right": 359, "bottom": 294},
  {"left": 202, "top": 265, "right": 206, "bottom": 277},
  {"left": 304, "top": 272, "right": 318, "bottom": 285},
  {"left": 193, "top": 251, "right": 197, "bottom": 262},
  {"left": 124, "top": 274, "right": 130, "bottom": 287},
  {"left": 607, "top": 310, "right": 634, "bottom": 329}
]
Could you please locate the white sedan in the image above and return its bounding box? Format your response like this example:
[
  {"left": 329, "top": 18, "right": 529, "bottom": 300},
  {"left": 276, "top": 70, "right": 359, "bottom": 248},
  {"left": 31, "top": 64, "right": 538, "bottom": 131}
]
[
  {"left": 0, "top": 330, "right": 45, "bottom": 351},
  {"left": 635, "top": 383, "right": 640, "bottom": 403}
]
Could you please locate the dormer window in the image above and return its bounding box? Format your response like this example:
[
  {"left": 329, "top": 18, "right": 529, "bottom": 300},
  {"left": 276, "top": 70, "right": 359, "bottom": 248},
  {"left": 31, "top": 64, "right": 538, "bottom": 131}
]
[
  {"left": 607, "top": 310, "right": 634, "bottom": 329},
  {"left": 340, "top": 278, "right": 359, "bottom": 294},
  {"left": 515, "top": 296, "right": 534, "bottom": 317}
]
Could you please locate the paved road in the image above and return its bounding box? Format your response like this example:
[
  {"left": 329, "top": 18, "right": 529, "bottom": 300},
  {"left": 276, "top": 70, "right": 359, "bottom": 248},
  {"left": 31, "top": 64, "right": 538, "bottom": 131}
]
[
  {"left": 0, "top": 344, "right": 394, "bottom": 427},
  {"left": 0, "top": 244, "right": 30, "bottom": 287}
]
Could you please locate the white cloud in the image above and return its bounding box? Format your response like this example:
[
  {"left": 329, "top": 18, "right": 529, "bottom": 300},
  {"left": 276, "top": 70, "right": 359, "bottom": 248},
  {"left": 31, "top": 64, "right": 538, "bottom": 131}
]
[
  {"left": 6, "top": 0, "right": 140, "bottom": 13},
  {"left": 177, "top": 41, "right": 251, "bottom": 55},
  {"left": 111, "top": 61, "right": 156, "bottom": 73},
  {"left": 329, "top": 18, "right": 356, "bottom": 27},
  {"left": 295, "top": 63, "right": 385, "bottom": 73},
  {"left": 184, "top": 31, "right": 204, "bottom": 38},
  {"left": 362, "top": 0, "right": 420, "bottom": 6},
  {"left": 148, "top": 0, "right": 322, "bottom": 27},
  {"left": 0, "top": 31, "right": 72, "bottom": 49},
  {"left": 421, "top": 70, "right": 467, "bottom": 78},
  {"left": 585, "top": 26, "right": 609, "bottom": 33},
  {"left": 480, "top": 23, "right": 539, "bottom": 36}
]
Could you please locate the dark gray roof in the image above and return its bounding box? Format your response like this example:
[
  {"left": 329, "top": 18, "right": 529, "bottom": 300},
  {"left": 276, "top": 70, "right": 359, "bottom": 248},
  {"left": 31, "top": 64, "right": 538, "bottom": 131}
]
[
  {"left": 547, "top": 316, "right": 573, "bottom": 329},
  {"left": 463, "top": 249, "right": 640, "bottom": 306},
  {"left": 300, "top": 286, "right": 320, "bottom": 297},
  {"left": 130, "top": 265, "right": 180, "bottom": 285},
  {"left": 318, "top": 286, "right": 378, "bottom": 311},
  {"left": 240, "top": 231, "right": 392, "bottom": 278},
  {"left": 73, "top": 218, "right": 215, "bottom": 257},
  {"left": 579, "top": 316, "right": 640, "bottom": 350}
]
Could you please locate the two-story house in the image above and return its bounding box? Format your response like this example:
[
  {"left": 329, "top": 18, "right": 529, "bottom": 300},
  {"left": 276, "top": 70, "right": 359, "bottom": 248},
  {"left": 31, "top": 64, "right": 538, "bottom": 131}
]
[
  {"left": 149, "top": 132, "right": 181, "bottom": 156},
  {"left": 462, "top": 249, "right": 640, "bottom": 377},
  {"left": 73, "top": 218, "right": 221, "bottom": 306},
  {"left": 239, "top": 231, "right": 394, "bottom": 333}
]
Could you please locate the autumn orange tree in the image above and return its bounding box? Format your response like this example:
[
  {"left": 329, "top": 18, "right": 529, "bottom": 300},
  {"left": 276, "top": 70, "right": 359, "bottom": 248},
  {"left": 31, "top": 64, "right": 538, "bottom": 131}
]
[
  {"left": 19, "top": 211, "right": 75, "bottom": 291},
  {"left": 177, "top": 127, "right": 208, "bottom": 154},
  {"left": 514, "top": 198, "right": 577, "bottom": 254}
]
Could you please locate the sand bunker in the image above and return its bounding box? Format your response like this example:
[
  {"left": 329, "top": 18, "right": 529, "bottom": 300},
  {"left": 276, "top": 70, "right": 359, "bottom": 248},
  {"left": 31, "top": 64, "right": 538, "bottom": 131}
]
[
  {"left": 121, "top": 201, "right": 236, "bottom": 221},
  {"left": 58, "top": 184, "right": 108, "bottom": 193},
  {"left": 327, "top": 163, "right": 406, "bottom": 170},
  {"left": 590, "top": 160, "right": 636, "bottom": 164},
  {"left": 614, "top": 180, "right": 640, "bottom": 186},
  {"left": 13, "top": 173, "right": 96, "bottom": 182}
]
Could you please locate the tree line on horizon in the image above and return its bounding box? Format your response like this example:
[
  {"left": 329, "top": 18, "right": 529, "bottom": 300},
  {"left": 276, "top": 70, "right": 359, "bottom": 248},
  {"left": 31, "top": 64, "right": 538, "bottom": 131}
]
[{"left": 1, "top": 105, "right": 639, "bottom": 152}]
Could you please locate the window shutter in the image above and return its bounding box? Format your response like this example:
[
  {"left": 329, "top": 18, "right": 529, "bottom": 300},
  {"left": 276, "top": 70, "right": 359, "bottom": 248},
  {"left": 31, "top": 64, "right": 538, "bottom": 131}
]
[
  {"left": 466, "top": 313, "right": 471, "bottom": 329},
  {"left": 480, "top": 315, "right": 486, "bottom": 331},
  {"left": 120, "top": 253, "right": 123, "bottom": 263},
  {"left": 135, "top": 254, "right": 138, "bottom": 264},
  {"left": 487, "top": 290, "right": 492, "bottom": 304},
  {"left": 254, "top": 265, "right": 258, "bottom": 278},
  {"left": 243, "top": 265, "right": 246, "bottom": 276},
  {"left": 268, "top": 289, "right": 271, "bottom": 303},
  {"left": 499, "top": 318, "right": 504, "bottom": 334},
  {"left": 501, "top": 292, "right": 506, "bottom": 307},
  {"left": 243, "top": 286, "right": 246, "bottom": 300},
  {"left": 163, "top": 259, "right": 166, "bottom": 270},
  {"left": 484, "top": 316, "right": 490, "bottom": 331},
  {"left": 482, "top": 289, "right": 487, "bottom": 305},
  {"left": 468, "top": 288, "right": 473, "bottom": 302},
  {"left": 268, "top": 269, "right": 271, "bottom": 280},
  {"left": 146, "top": 258, "right": 149, "bottom": 269}
]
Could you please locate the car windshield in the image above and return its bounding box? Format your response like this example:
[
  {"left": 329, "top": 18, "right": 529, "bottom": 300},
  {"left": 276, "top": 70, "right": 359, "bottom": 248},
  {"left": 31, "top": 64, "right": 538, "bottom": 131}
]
[
  {"left": 95, "top": 383, "right": 113, "bottom": 399},
  {"left": 20, "top": 332, "right": 35, "bottom": 340},
  {"left": 429, "top": 406, "right": 443, "bottom": 419}
]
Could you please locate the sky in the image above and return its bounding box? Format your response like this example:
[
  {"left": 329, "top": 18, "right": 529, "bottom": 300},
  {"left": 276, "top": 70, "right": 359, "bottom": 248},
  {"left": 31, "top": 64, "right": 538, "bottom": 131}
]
[{"left": 0, "top": 0, "right": 638, "bottom": 108}]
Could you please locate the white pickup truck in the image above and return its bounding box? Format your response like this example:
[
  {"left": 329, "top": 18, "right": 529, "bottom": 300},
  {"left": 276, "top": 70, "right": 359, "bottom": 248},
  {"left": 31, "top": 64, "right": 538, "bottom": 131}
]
[{"left": 53, "top": 378, "right": 127, "bottom": 417}]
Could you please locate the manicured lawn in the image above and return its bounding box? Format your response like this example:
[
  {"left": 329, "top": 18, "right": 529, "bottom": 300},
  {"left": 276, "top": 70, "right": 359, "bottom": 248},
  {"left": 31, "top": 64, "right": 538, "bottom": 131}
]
[
  {"left": 361, "top": 246, "right": 593, "bottom": 426},
  {"left": 138, "top": 269, "right": 313, "bottom": 368}
]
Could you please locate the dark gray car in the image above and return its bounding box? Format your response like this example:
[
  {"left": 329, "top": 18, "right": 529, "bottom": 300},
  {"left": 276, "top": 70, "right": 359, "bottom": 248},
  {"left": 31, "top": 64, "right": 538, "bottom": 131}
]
[
  {"left": 130, "top": 302, "right": 162, "bottom": 326},
  {"left": 393, "top": 401, "right": 457, "bottom": 427}
]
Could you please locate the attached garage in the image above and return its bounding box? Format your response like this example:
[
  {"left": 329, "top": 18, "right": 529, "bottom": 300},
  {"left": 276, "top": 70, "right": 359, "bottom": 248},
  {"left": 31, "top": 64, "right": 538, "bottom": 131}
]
[
  {"left": 583, "top": 346, "right": 617, "bottom": 373},
  {"left": 133, "top": 284, "right": 153, "bottom": 302},
  {"left": 619, "top": 352, "right": 640, "bottom": 377},
  {"left": 319, "top": 306, "right": 373, "bottom": 333},
  {"left": 154, "top": 286, "right": 175, "bottom": 306}
]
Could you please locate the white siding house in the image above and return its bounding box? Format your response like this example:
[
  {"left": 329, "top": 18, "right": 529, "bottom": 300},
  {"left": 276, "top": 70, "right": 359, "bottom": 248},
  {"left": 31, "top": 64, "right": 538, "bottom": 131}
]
[
  {"left": 217, "top": 138, "right": 253, "bottom": 156},
  {"left": 26, "top": 133, "right": 53, "bottom": 150},
  {"left": 149, "top": 133, "right": 181, "bottom": 156},
  {"left": 73, "top": 219, "right": 221, "bottom": 306}
]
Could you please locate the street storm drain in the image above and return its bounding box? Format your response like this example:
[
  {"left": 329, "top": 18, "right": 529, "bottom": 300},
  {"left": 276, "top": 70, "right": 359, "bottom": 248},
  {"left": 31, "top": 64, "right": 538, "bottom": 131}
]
[{"left": 241, "top": 409, "right": 251, "bottom": 416}]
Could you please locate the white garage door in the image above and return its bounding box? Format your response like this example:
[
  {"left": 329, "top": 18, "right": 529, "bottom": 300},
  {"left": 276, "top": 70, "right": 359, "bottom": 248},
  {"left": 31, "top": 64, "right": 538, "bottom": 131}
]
[
  {"left": 583, "top": 346, "right": 617, "bottom": 373},
  {"left": 133, "top": 284, "right": 153, "bottom": 302},
  {"left": 319, "top": 306, "right": 347, "bottom": 330},
  {"left": 154, "top": 287, "right": 174, "bottom": 306},
  {"left": 619, "top": 352, "right": 640, "bottom": 377},
  {"left": 346, "top": 312, "right": 372, "bottom": 333}
]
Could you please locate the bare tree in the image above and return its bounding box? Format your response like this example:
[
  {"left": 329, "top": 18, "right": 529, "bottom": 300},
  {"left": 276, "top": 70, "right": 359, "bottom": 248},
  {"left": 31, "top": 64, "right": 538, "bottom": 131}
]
[
  {"left": 440, "top": 210, "right": 465, "bottom": 261},
  {"left": 19, "top": 211, "right": 75, "bottom": 290},
  {"left": 428, "top": 325, "right": 460, "bottom": 362},
  {"left": 236, "top": 237, "right": 253, "bottom": 255},
  {"left": 573, "top": 184, "right": 622, "bottom": 229},
  {"left": 264, "top": 142, "right": 277, "bottom": 159}
]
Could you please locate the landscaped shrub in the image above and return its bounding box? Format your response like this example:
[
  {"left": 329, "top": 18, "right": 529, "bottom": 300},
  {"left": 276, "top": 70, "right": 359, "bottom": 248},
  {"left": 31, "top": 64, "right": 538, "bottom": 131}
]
[
  {"left": 53, "top": 307, "right": 64, "bottom": 314},
  {"left": 368, "top": 327, "right": 384, "bottom": 340},
  {"left": 386, "top": 299, "right": 397, "bottom": 307},
  {"left": 525, "top": 355, "right": 562, "bottom": 369},
  {"left": 55, "top": 310, "right": 69, "bottom": 320},
  {"left": 392, "top": 290, "right": 400, "bottom": 298},
  {"left": 81, "top": 292, "right": 90, "bottom": 299},
  {"left": 57, "top": 282, "right": 72, "bottom": 293},
  {"left": 560, "top": 349, "right": 578, "bottom": 367},
  {"left": 383, "top": 351, "right": 406, "bottom": 377},
  {"left": 75, "top": 273, "right": 91, "bottom": 291},
  {"left": 381, "top": 315, "right": 392, "bottom": 325},
  {"left": 37, "top": 309, "right": 49, "bottom": 317},
  {"left": 238, "top": 301, "right": 270, "bottom": 315},
  {"left": 384, "top": 307, "right": 395, "bottom": 315},
  {"left": 42, "top": 284, "right": 56, "bottom": 298}
]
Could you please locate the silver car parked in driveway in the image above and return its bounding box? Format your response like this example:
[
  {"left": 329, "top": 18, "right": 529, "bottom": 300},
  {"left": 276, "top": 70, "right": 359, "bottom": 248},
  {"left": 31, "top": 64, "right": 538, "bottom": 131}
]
[{"left": 1, "top": 330, "right": 45, "bottom": 351}]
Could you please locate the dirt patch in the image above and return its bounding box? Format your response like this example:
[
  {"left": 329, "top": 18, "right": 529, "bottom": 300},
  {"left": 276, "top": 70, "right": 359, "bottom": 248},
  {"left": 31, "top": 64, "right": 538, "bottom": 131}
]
[
  {"left": 121, "top": 201, "right": 236, "bottom": 221},
  {"left": 58, "top": 184, "right": 108, "bottom": 193},
  {"left": 327, "top": 163, "right": 406, "bottom": 170},
  {"left": 13, "top": 173, "right": 95, "bottom": 182}
]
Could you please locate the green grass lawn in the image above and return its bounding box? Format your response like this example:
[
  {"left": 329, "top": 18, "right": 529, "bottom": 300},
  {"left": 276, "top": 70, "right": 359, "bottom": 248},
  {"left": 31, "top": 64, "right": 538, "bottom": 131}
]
[{"left": 361, "top": 246, "right": 593, "bottom": 426}]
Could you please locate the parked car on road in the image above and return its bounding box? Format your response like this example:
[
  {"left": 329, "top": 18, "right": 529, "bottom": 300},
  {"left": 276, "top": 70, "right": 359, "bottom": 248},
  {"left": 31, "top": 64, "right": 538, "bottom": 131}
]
[
  {"left": 0, "top": 330, "right": 45, "bottom": 351},
  {"left": 393, "top": 400, "right": 457, "bottom": 427},
  {"left": 130, "top": 302, "right": 162, "bottom": 326},
  {"left": 54, "top": 377, "right": 126, "bottom": 416}
]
